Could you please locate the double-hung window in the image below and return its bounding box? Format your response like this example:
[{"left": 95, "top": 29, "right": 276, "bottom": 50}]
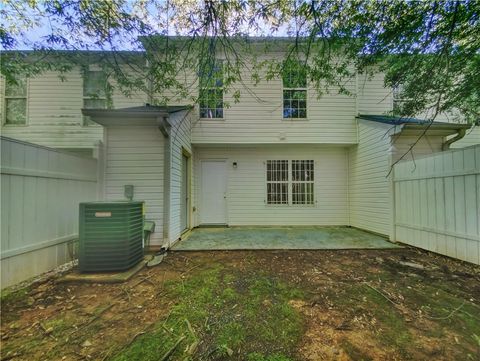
[
  {"left": 282, "top": 60, "right": 307, "bottom": 119},
  {"left": 199, "top": 59, "right": 224, "bottom": 119},
  {"left": 392, "top": 84, "right": 405, "bottom": 116},
  {"left": 266, "top": 160, "right": 314, "bottom": 205},
  {"left": 83, "top": 70, "right": 107, "bottom": 125},
  {"left": 4, "top": 76, "right": 27, "bottom": 125}
]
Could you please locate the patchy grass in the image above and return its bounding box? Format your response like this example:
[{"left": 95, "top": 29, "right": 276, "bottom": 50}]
[
  {"left": 340, "top": 339, "right": 373, "bottom": 361},
  {"left": 1, "top": 287, "right": 30, "bottom": 304},
  {"left": 1, "top": 249, "right": 479, "bottom": 361},
  {"left": 111, "top": 266, "right": 304, "bottom": 360}
]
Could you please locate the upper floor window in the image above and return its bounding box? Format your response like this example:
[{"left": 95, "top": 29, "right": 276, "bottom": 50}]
[
  {"left": 199, "top": 59, "right": 223, "bottom": 119},
  {"left": 392, "top": 84, "right": 405, "bottom": 115},
  {"left": 83, "top": 70, "right": 107, "bottom": 125},
  {"left": 4, "top": 76, "right": 27, "bottom": 125},
  {"left": 282, "top": 60, "right": 307, "bottom": 119}
]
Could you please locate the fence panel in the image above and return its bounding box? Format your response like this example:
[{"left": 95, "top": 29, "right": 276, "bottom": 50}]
[
  {"left": 393, "top": 144, "right": 480, "bottom": 265},
  {"left": 1, "top": 137, "right": 98, "bottom": 288}
]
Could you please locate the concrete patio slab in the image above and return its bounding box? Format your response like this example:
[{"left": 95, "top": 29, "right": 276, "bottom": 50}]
[{"left": 171, "top": 226, "right": 401, "bottom": 250}]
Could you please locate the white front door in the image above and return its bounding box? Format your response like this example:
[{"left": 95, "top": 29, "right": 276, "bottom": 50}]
[{"left": 200, "top": 160, "right": 227, "bottom": 224}]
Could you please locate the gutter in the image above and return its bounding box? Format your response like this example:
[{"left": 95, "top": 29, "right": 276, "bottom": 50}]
[
  {"left": 442, "top": 128, "right": 467, "bottom": 150},
  {"left": 157, "top": 116, "right": 171, "bottom": 138}
]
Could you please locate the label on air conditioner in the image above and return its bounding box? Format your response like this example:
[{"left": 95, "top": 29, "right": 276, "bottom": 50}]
[{"left": 95, "top": 211, "right": 112, "bottom": 217}]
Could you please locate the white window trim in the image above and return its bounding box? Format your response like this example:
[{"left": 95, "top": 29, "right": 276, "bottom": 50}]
[
  {"left": 291, "top": 160, "right": 315, "bottom": 205},
  {"left": 282, "top": 61, "right": 308, "bottom": 120},
  {"left": 265, "top": 159, "right": 315, "bottom": 206},
  {"left": 199, "top": 59, "right": 224, "bottom": 120},
  {"left": 82, "top": 70, "right": 107, "bottom": 127},
  {"left": 265, "top": 159, "right": 289, "bottom": 206},
  {"left": 392, "top": 85, "right": 406, "bottom": 114},
  {"left": 282, "top": 87, "right": 308, "bottom": 120},
  {"left": 2, "top": 77, "right": 29, "bottom": 126}
]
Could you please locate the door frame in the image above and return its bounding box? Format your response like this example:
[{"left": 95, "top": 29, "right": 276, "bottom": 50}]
[
  {"left": 181, "top": 148, "right": 192, "bottom": 233},
  {"left": 199, "top": 158, "right": 228, "bottom": 225}
]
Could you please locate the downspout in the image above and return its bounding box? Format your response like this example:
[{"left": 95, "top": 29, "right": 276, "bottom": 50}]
[
  {"left": 158, "top": 116, "right": 172, "bottom": 247},
  {"left": 442, "top": 128, "right": 466, "bottom": 150},
  {"left": 389, "top": 157, "right": 396, "bottom": 242},
  {"left": 387, "top": 124, "right": 402, "bottom": 242}
]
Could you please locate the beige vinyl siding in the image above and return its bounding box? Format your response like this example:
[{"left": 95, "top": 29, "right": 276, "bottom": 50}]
[
  {"left": 193, "top": 145, "right": 349, "bottom": 226},
  {"left": 357, "top": 71, "right": 393, "bottom": 115},
  {"left": 168, "top": 110, "right": 193, "bottom": 244},
  {"left": 104, "top": 126, "right": 165, "bottom": 245},
  {"left": 191, "top": 73, "right": 357, "bottom": 144},
  {"left": 416, "top": 109, "right": 479, "bottom": 149},
  {"left": 348, "top": 120, "right": 392, "bottom": 236},
  {"left": 153, "top": 67, "right": 197, "bottom": 106},
  {"left": 153, "top": 54, "right": 357, "bottom": 145},
  {"left": 110, "top": 68, "right": 148, "bottom": 109},
  {"left": 1, "top": 71, "right": 103, "bottom": 149},
  {"left": 391, "top": 134, "right": 444, "bottom": 163},
  {"left": 1, "top": 69, "right": 147, "bottom": 150}
]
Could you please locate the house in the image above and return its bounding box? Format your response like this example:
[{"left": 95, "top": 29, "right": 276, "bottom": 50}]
[
  {"left": 1, "top": 41, "right": 478, "bottom": 249},
  {"left": 0, "top": 52, "right": 147, "bottom": 157}
]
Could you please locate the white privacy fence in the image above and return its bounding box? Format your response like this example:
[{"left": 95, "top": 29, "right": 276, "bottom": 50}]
[
  {"left": 1, "top": 137, "right": 98, "bottom": 288},
  {"left": 393, "top": 144, "right": 480, "bottom": 265}
]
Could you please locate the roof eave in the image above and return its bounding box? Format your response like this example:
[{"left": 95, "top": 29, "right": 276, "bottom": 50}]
[{"left": 82, "top": 109, "right": 170, "bottom": 118}]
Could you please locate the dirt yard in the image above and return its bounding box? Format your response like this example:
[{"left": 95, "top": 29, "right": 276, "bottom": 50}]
[{"left": 1, "top": 248, "right": 480, "bottom": 361}]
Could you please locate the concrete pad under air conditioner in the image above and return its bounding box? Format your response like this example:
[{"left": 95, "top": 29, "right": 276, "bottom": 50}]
[{"left": 59, "top": 257, "right": 150, "bottom": 284}]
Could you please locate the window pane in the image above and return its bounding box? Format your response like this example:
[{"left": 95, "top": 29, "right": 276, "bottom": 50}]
[
  {"left": 83, "top": 71, "right": 106, "bottom": 97},
  {"left": 283, "top": 90, "right": 307, "bottom": 119},
  {"left": 292, "top": 160, "right": 314, "bottom": 205},
  {"left": 266, "top": 160, "right": 289, "bottom": 205},
  {"left": 267, "top": 183, "right": 288, "bottom": 204},
  {"left": 267, "top": 160, "right": 288, "bottom": 181},
  {"left": 5, "top": 77, "right": 27, "bottom": 97},
  {"left": 5, "top": 98, "right": 27, "bottom": 124},
  {"left": 199, "top": 88, "right": 223, "bottom": 118},
  {"left": 199, "top": 59, "right": 223, "bottom": 88},
  {"left": 282, "top": 60, "right": 307, "bottom": 88}
]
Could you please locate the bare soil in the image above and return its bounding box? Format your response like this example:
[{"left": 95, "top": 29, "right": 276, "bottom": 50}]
[{"left": 1, "top": 247, "right": 479, "bottom": 360}]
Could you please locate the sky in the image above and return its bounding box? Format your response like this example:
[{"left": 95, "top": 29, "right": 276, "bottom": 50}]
[{"left": 1, "top": 0, "right": 290, "bottom": 51}]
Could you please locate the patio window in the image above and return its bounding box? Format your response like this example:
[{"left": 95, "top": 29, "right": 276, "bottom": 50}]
[
  {"left": 282, "top": 60, "right": 307, "bottom": 119},
  {"left": 199, "top": 59, "right": 223, "bottom": 119},
  {"left": 266, "top": 160, "right": 314, "bottom": 205},
  {"left": 4, "top": 76, "right": 27, "bottom": 125},
  {"left": 266, "top": 160, "right": 289, "bottom": 205},
  {"left": 292, "top": 160, "right": 314, "bottom": 205},
  {"left": 83, "top": 70, "right": 107, "bottom": 126}
]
